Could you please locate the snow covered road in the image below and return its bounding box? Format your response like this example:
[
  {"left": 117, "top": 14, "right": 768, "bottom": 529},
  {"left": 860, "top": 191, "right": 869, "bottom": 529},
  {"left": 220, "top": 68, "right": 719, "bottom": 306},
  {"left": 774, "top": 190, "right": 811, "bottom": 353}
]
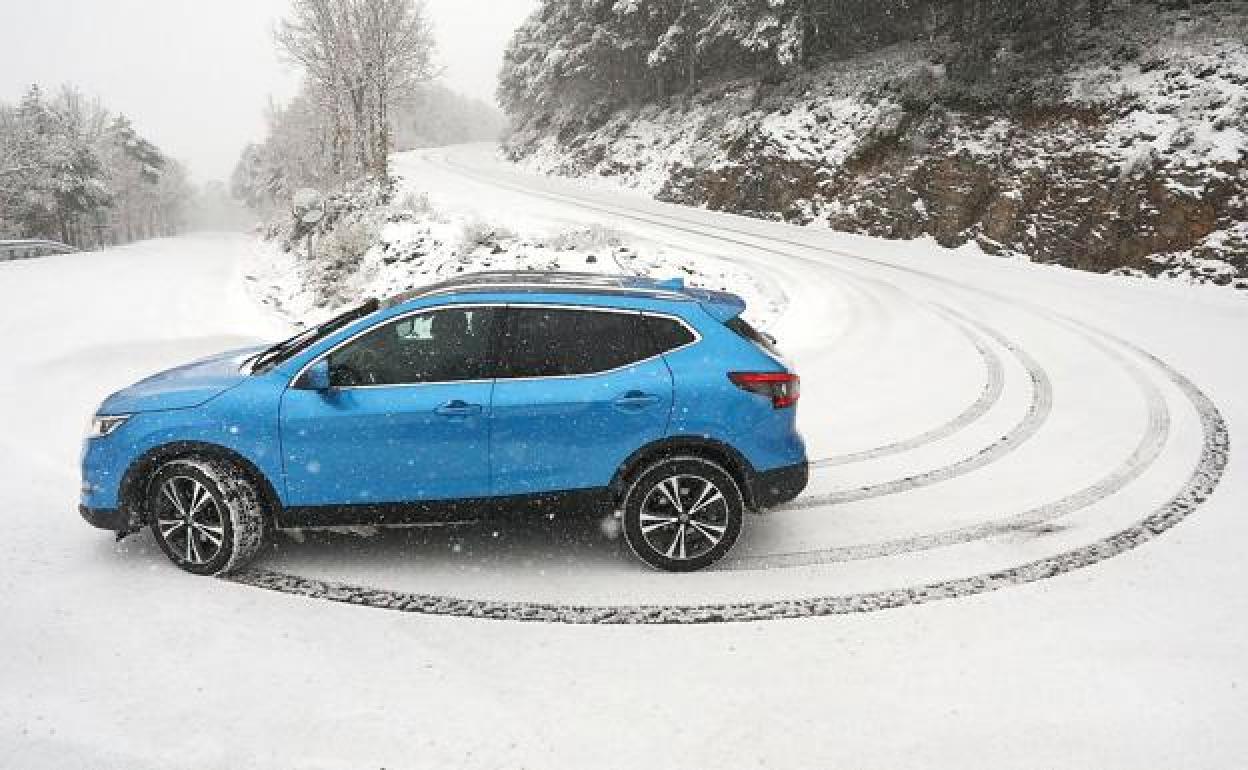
[
  {"left": 250, "top": 145, "right": 1237, "bottom": 612},
  {"left": 2, "top": 152, "right": 1247, "bottom": 768}
]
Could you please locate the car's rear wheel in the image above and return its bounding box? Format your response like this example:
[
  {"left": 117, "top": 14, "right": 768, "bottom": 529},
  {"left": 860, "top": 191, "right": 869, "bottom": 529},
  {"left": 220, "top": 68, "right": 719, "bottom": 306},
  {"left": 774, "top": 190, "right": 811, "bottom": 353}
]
[
  {"left": 621, "top": 456, "right": 744, "bottom": 572},
  {"left": 146, "top": 457, "right": 267, "bottom": 576}
]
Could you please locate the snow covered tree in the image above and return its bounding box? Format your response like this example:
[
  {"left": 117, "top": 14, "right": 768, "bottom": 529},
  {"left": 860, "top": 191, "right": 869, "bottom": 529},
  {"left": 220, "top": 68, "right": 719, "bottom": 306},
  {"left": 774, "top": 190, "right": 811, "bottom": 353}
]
[
  {"left": 645, "top": 0, "right": 708, "bottom": 97},
  {"left": 496, "top": 0, "right": 1121, "bottom": 131},
  {"left": 101, "top": 115, "right": 169, "bottom": 242},
  {"left": 0, "top": 85, "right": 114, "bottom": 246},
  {"left": 0, "top": 86, "right": 62, "bottom": 239},
  {"left": 0, "top": 84, "right": 191, "bottom": 247},
  {"left": 230, "top": 143, "right": 270, "bottom": 212},
  {"left": 275, "top": 0, "right": 435, "bottom": 180},
  {"left": 696, "top": 0, "right": 807, "bottom": 83},
  {"left": 498, "top": 0, "right": 935, "bottom": 129}
]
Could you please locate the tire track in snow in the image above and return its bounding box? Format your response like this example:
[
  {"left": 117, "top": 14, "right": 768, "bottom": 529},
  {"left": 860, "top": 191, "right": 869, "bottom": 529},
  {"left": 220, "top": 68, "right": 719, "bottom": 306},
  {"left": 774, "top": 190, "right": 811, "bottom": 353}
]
[
  {"left": 727, "top": 323, "right": 1171, "bottom": 568},
  {"left": 795, "top": 307, "right": 1048, "bottom": 501},
  {"left": 226, "top": 335, "right": 1223, "bottom": 623},
  {"left": 808, "top": 305, "right": 1007, "bottom": 469},
  {"left": 223, "top": 153, "right": 1229, "bottom": 623}
]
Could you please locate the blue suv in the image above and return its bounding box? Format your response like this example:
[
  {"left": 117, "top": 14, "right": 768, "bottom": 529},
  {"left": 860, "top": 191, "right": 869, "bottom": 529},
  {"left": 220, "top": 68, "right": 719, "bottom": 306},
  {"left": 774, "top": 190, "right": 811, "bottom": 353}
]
[{"left": 81, "top": 272, "right": 808, "bottom": 574}]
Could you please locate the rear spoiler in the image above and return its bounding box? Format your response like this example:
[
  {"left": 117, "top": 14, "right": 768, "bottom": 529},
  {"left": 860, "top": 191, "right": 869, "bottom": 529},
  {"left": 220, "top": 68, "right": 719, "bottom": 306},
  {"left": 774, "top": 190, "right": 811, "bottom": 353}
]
[{"left": 683, "top": 286, "right": 747, "bottom": 322}]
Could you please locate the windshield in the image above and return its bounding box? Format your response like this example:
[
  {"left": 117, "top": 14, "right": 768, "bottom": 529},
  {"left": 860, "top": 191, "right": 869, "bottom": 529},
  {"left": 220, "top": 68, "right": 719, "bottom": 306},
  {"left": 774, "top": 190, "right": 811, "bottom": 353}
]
[{"left": 248, "top": 298, "right": 381, "bottom": 375}]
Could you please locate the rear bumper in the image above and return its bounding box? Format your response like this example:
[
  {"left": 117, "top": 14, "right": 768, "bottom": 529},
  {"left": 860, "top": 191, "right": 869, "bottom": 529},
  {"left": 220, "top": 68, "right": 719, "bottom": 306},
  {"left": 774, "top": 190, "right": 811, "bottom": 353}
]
[
  {"left": 751, "top": 462, "right": 808, "bottom": 509},
  {"left": 79, "top": 505, "right": 125, "bottom": 531}
]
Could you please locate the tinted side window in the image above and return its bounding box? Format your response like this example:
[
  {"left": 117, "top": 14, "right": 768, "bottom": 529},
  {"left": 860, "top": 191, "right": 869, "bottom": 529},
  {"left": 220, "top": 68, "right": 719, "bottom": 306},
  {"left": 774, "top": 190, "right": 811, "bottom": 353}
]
[
  {"left": 641, "top": 315, "right": 696, "bottom": 356},
  {"left": 500, "top": 308, "right": 655, "bottom": 378},
  {"left": 328, "top": 306, "right": 499, "bottom": 386}
]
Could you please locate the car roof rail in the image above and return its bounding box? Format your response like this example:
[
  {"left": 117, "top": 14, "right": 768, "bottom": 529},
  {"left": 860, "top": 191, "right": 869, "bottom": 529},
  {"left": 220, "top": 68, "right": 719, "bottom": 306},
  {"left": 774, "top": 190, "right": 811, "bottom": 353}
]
[{"left": 383, "top": 271, "right": 697, "bottom": 306}]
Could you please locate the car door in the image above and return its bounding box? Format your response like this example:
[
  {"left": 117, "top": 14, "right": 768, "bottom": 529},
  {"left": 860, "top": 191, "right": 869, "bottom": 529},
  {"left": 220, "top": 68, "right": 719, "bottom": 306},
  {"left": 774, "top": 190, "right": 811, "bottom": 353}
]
[
  {"left": 489, "top": 305, "right": 676, "bottom": 498},
  {"left": 280, "top": 305, "right": 501, "bottom": 513}
]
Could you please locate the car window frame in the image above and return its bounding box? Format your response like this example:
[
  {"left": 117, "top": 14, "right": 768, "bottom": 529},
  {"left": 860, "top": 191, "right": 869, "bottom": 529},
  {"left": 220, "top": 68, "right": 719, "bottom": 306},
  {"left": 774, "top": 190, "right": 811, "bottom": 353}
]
[
  {"left": 494, "top": 303, "right": 701, "bottom": 382},
  {"left": 289, "top": 301, "right": 702, "bottom": 389},
  {"left": 290, "top": 303, "right": 505, "bottom": 389}
]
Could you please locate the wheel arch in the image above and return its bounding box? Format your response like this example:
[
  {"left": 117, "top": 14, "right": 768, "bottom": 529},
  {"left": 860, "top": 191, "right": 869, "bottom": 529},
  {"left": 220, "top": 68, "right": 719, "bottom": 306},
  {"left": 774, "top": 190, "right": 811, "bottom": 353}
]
[
  {"left": 119, "top": 441, "right": 282, "bottom": 526},
  {"left": 610, "top": 436, "right": 759, "bottom": 510}
]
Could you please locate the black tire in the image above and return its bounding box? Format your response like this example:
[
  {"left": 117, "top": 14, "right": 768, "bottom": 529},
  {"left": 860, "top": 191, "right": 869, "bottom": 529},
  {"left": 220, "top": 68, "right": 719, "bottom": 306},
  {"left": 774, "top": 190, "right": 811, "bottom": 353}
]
[
  {"left": 621, "top": 456, "right": 744, "bottom": 572},
  {"left": 146, "top": 457, "right": 268, "bottom": 576}
]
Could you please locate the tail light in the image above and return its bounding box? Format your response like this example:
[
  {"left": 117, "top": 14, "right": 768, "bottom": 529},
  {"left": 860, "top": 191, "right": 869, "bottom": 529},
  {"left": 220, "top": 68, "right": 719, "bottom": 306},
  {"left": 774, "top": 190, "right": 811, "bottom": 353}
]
[{"left": 729, "top": 372, "right": 800, "bottom": 409}]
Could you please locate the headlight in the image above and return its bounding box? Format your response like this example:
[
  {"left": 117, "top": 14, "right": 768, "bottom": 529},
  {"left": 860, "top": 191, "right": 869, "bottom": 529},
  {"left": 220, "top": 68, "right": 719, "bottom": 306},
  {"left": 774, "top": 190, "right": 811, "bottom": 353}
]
[{"left": 87, "top": 415, "right": 130, "bottom": 439}]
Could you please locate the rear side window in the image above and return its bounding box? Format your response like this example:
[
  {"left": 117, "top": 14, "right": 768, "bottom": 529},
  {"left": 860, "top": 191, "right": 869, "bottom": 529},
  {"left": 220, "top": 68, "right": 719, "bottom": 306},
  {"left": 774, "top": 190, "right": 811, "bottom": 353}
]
[
  {"left": 641, "top": 315, "right": 696, "bottom": 356},
  {"left": 500, "top": 308, "right": 667, "bottom": 378},
  {"left": 725, "top": 316, "right": 779, "bottom": 356}
]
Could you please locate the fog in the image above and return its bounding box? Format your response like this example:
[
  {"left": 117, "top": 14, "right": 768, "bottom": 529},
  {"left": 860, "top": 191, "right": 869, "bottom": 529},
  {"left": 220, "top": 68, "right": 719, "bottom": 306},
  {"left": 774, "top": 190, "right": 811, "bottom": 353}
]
[{"left": 0, "top": 0, "right": 537, "bottom": 184}]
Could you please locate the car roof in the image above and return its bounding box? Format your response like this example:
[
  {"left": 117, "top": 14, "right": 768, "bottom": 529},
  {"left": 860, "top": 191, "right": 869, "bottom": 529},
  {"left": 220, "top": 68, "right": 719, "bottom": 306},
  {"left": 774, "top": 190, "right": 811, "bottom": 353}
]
[
  {"left": 379, "top": 270, "right": 749, "bottom": 322},
  {"left": 381, "top": 271, "right": 694, "bottom": 307}
]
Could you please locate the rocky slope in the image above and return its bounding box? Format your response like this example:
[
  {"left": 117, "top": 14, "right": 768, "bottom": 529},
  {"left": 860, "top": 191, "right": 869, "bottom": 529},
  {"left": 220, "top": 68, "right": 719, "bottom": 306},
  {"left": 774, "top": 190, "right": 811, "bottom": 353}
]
[{"left": 505, "top": 3, "right": 1248, "bottom": 290}]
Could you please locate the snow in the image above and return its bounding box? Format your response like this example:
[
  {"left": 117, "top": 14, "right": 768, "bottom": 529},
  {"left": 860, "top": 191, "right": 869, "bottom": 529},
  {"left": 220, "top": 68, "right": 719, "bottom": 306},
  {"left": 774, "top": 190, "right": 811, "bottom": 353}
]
[
  {"left": 2, "top": 149, "right": 1248, "bottom": 768},
  {"left": 510, "top": 25, "right": 1248, "bottom": 288},
  {"left": 1070, "top": 45, "right": 1248, "bottom": 172}
]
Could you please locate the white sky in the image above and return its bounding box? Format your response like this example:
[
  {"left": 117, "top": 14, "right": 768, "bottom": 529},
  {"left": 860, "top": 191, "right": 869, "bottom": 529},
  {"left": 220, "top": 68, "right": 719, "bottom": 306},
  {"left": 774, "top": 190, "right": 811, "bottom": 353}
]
[{"left": 0, "top": 0, "right": 538, "bottom": 184}]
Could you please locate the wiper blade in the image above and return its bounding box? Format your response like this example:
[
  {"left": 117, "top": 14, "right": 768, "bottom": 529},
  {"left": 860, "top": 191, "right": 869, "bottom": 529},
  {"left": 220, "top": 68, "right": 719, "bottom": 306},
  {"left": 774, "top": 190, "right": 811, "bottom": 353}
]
[
  {"left": 249, "top": 298, "right": 381, "bottom": 375},
  {"left": 247, "top": 339, "right": 297, "bottom": 373}
]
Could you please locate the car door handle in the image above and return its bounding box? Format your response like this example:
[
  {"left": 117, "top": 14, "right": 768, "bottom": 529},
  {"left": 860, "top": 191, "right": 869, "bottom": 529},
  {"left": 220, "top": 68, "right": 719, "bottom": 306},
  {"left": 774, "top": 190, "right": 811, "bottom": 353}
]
[
  {"left": 435, "top": 400, "right": 483, "bottom": 418},
  {"left": 613, "top": 391, "right": 661, "bottom": 410}
]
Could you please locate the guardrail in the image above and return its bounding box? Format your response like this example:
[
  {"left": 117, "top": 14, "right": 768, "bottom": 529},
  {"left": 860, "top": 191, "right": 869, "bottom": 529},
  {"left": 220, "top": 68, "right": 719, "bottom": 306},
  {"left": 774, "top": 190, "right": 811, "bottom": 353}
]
[{"left": 0, "top": 240, "right": 79, "bottom": 261}]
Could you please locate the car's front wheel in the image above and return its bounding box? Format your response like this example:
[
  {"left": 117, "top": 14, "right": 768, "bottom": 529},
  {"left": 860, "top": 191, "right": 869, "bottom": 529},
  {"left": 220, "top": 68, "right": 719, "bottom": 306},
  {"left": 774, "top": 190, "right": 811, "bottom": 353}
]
[
  {"left": 621, "top": 456, "right": 744, "bottom": 572},
  {"left": 146, "top": 457, "right": 267, "bottom": 576}
]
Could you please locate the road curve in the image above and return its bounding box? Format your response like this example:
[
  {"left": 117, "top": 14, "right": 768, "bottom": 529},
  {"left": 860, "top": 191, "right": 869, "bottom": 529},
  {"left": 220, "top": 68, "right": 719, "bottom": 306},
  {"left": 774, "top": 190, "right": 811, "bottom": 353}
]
[{"left": 232, "top": 145, "right": 1233, "bottom": 623}]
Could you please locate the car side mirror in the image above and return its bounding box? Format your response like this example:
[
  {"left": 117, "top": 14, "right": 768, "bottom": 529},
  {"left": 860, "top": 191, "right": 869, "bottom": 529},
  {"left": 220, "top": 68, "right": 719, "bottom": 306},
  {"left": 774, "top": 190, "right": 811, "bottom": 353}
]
[{"left": 296, "top": 359, "right": 332, "bottom": 391}]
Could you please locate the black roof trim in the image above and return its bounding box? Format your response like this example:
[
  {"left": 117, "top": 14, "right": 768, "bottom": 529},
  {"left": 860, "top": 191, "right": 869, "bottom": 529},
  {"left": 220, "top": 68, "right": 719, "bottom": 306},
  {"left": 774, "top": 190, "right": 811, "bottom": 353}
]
[{"left": 382, "top": 271, "right": 689, "bottom": 307}]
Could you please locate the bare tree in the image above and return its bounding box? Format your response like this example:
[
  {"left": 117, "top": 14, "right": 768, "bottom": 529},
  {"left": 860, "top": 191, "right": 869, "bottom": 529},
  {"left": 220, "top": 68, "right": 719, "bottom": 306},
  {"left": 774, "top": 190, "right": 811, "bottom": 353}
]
[{"left": 275, "top": 0, "right": 351, "bottom": 174}]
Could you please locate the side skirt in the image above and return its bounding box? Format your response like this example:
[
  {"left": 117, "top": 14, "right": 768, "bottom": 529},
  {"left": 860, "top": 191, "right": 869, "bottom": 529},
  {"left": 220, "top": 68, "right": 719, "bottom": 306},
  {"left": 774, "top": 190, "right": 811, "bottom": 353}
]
[{"left": 276, "top": 487, "right": 615, "bottom": 529}]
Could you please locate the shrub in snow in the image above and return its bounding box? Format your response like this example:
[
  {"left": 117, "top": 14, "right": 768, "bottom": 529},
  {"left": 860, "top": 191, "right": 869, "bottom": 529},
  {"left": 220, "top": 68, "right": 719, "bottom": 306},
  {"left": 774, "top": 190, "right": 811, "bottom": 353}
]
[
  {"left": 544, "top": 224, "right": 624, "bottom": 252},
  {"left": 321, "top": 215, "right": 380, "bottom": 267},
  {"left": 457, "top": 219, "right": 518, "bottom": 256},
  {"left": 396, "top": 190, "right": 435, "bottom": 217}
]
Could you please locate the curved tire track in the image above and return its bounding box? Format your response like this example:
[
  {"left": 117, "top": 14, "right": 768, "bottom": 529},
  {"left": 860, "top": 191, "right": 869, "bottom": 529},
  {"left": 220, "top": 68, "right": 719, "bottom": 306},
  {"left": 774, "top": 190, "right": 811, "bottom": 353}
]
[
  {"left": 809, "top": 307, "right": 1006, "bottom": 469},
  {"left": 728, "top": 324, "right": 1171, "bottom": 568},
  {"left": 227, "top": 338, "right": 1224, "bottom": 623},
  {"left": 223, "top": 153, "right": 1231, "bottom": 623},
  {"left": 793, "top": 308, "right": 1051, "bottom": 506}
]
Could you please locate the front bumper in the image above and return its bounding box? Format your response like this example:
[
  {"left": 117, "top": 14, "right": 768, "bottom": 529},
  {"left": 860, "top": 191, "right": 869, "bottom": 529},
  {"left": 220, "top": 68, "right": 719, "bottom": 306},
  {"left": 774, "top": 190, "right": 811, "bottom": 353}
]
[
  {"left": 79, "top": 504, "right": 125, "bottom": 531},
  {"left": 751, "top": 461, "right": 809, "bottom": 509},
  {"left": 81, "top": 432, "right": 128, "bottom": 512}
]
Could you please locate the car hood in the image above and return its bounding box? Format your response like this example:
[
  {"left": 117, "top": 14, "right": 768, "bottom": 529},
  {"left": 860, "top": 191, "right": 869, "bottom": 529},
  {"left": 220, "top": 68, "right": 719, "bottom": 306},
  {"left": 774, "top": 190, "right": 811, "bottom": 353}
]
[{"left": 99, "top": 345, "right": 266, "bottom": 414}]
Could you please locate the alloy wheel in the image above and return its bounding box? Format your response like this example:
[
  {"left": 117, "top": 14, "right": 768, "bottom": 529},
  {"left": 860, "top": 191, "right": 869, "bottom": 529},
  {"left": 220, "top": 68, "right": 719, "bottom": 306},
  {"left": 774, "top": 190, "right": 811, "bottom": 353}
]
[
  {"left": 153, "top": 475, "right": 225, "bottom": 565},
  {"left": 639, "top": 474, "right": 730, "bottom": 561}
]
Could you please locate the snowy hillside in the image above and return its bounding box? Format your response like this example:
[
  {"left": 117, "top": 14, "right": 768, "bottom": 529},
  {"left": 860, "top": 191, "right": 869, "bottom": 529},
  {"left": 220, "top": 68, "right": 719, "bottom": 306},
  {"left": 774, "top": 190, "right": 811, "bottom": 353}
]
[
  {"left": 505, "top": 2, "right": 1248, "bottom": 290},
  {"left": 244, "top": 174, "right": 781, "bottom": 330}
]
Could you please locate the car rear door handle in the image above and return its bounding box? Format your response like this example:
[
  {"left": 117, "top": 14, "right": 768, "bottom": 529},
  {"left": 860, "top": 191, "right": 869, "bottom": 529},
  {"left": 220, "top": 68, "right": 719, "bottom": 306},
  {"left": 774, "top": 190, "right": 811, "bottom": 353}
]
[
  {"left": 435, "top": 400, "right": 483, "bottom": 418},
  {"left": 613, "top": 391, "right": 661, "bottom": 410}
]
